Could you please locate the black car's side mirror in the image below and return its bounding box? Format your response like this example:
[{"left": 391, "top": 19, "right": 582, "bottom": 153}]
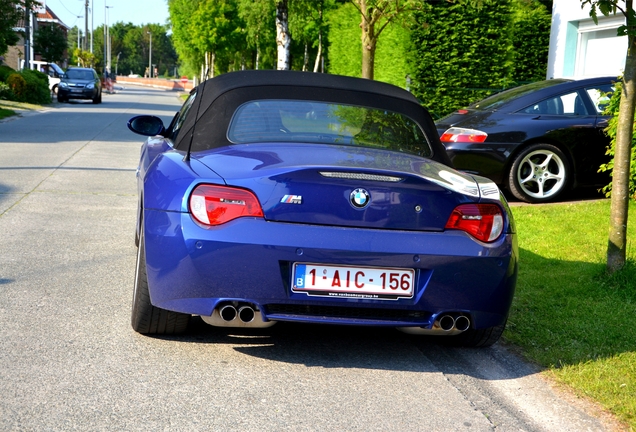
[{"left": 127, "top": 115, "right": 166, "bottom": 136}]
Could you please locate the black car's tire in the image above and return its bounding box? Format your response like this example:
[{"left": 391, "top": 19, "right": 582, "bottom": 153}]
[
  {"left": 58, "top": 95, "right": 66, "bottom": 103},
  {"left": 443, "top": 321, "right": 507, "bottom": 348},
  {"left": 92, "top": 93, "right": 102, "bottom": 104},
  {"left": 131, "top": 231, "right": 190, "bottom": 334},
  {"left": 507, "top": 143, "right": 570, "bottom": 203}
]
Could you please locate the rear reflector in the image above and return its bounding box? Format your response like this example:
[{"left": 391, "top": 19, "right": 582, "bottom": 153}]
[
  {"left": 190, "top": 184, "right": 263, "bottom": 226},
  {"left": 445, "top": 204, "right": 504, "bottom": 242},
  {"left": 440, "top": 127, "right": 488, "bottom": 143}
]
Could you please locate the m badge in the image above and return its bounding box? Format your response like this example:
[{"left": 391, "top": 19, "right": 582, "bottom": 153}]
[{"left": 281, "top": 195, "right": 303, "bottom": 204}]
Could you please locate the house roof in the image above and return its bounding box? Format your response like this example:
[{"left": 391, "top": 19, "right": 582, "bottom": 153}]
[{"left": 37, "top": 5, "right": 70, "bottom": 30}]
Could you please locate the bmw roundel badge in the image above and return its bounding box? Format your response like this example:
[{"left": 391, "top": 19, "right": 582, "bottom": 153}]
[{"left": 350, "top": 188, "right": 370, "bottom": 209}]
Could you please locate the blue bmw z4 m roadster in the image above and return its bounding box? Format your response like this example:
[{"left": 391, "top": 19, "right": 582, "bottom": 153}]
[{"left": 128, "top": 70, "right": 518, "bottom": 347}]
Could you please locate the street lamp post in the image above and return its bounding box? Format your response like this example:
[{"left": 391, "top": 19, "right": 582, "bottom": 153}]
[
  {"left": 116, "top": 52, "right": 121, "bottom": 76},
  {"left": 147, "top": 31, "right": 152, "bottom": 78},
  {"left": 104, "top": 5, "right": 113, "bottom": 74}
]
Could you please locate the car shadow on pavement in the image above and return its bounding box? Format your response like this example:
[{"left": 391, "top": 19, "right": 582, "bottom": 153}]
[{"left": 154, "top": 318, "right": 537, "bottom": 379}]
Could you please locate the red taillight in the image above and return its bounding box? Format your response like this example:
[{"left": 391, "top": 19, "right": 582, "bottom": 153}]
[
  {"left": 189, "top": 184, "right": 264, "bottom": 226},
  {"left": 440, "top": 127, "right": 488, "bottom": 143},
  {"left": 445, "top": 204, "right": 504, "bottom": 242}
]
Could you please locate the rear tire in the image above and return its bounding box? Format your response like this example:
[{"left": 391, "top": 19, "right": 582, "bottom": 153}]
[
  {"left": 507, "top": 143, "right": 569, "bottom": 203},
  {"left": 131, "top": 231, "right": 190, "bottom": 334},
  {"left": 443, "top": 320, "right": 507, "bottom": 348}
]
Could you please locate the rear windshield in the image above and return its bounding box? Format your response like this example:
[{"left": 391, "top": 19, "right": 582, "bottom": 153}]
[
  {"left": 470, "top": 79, "right": 570, "bottom": 110},
  {"left": 227, "top": 100, "right": 432, "bottom": 157},
  {"left": 65, "top": 69, "right": 94, "bottom": 80}
]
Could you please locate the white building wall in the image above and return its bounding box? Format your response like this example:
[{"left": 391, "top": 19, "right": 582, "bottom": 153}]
[{"left": 548, "top": 0, "right": 627, "bottom": 79}]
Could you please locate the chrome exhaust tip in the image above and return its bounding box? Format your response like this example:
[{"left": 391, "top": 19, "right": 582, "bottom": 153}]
[
  {"left": 437, "top": 314, "right": 455, "bottom": 331},
  {"left": 238, "top": 306, "right": 255, "bottom": 323},
  {"left": 454, "top": 315, "right": 470, "bottom": 332},
  {"left": 219, "top": 305, "right": 237, "bottom": 322}
]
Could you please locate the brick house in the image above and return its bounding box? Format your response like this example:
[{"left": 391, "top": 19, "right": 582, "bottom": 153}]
[{"left": 2, "top": 2, "right": 69, "bottom": 70}]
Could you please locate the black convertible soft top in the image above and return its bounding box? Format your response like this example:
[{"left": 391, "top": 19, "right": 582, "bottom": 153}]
[
  {"left": 196, "top": 69, "right": 421, "bottom": 105},
  {"left": 174, "top": 70, "right": 449, "bottom": 165}
]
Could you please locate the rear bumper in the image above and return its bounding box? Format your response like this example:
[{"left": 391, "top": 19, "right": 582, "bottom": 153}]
[
  {"left": 58, "top": 88, "right": 99, "bottom": 100},
  {"left": 143, "top": 209, "right": 518, "bottom": 330},
  {"left": 444, "top": 142, "right": 518, "bottom": 186}
]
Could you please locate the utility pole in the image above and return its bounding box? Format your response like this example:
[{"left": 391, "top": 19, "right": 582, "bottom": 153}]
[
  {"left": 84, "top": 0, "right": 89, "bottom": 51},
  {"left": 90, "top": 0, "right": 94, "bottom": 53},
  {"left": 24, "top": 3, "right": 31, "bottom": 69},
  {"left": 147, "top": 31, "right": 152, "bottom": 78}
]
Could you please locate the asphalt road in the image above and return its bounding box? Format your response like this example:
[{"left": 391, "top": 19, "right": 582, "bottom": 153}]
[{"left": 0, "top": 86, "right": 610, "bottom": 431}]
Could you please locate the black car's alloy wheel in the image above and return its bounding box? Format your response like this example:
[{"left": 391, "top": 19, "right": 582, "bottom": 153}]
[
  {"left": 131, "top": 230, "right": 190, "bottom": 334},
  {"left": 508, "top": 143, "right": 569, "bottom": 203}
]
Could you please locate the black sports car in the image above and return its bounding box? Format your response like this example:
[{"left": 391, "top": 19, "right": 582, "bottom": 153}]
[{"left": 437, "top": 77, "right": 616, "bottom": 203}]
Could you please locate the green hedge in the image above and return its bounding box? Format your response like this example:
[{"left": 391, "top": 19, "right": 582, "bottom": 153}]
[
  {"left": 409, "top": 0, "right": 551, "bottom": 118},
  {"left": 409, "top": 0, "right": 514, "bottom": 118},
  {"left": 0, "top": 65, "right": 15, "bottom": 82},
  {"left": 1, "top": 68, "right": 51, "bottom": 104}
]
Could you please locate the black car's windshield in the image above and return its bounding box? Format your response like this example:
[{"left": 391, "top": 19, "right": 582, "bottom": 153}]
[
  {"left": 470, "top": 79, "right": 570, "bottom": 110},
  {"left": 227, "top": 99, "right": 432, "bottom": 157},
  {"left": 65, "top": 69, "right": 94, "bottom": 80}
]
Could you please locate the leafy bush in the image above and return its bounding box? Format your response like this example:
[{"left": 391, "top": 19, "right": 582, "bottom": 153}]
[
  {"left": 3, "top": 69, "right": 51, "bottom": 104},
  {"left": 6, "top": 73, "right": 27, "bottom": 100},
  {"left": 0, "top": 65, "right": 15, "bottom": 82},
  {"left": 598, "top": 81, "right": 636, "bottom": 201},
  {"left": 20, "top": 69, "right": 51, "bottom": 104},
  {"left": 0, "top": 81, "right": 12, "bottom": 100}
]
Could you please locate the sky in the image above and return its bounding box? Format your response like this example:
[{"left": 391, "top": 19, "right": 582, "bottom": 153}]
[{"left": 42, "top": 0, "right": 170, "bottom": 29}]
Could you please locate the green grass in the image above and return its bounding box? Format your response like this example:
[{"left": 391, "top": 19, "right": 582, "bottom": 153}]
[
  {"left": 0, "top": 107, "right": 15, "bottom": 119},
  {"left": 507, "top": 200, "right": 636, "bottom": 429}
]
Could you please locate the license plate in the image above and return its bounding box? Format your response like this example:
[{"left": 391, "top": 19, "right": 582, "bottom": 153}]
[
  {"left": 71, "top": 89, "right": 82, "bottom": 93},
  {"left": 292, "top": 263, "right": 414, "bottom": 300}
]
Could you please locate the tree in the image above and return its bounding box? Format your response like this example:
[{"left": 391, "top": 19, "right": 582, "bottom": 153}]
[
  {"left": 237, "top": 0, "right": 276, "bottom": 69},
  {"left": 349, "top": 0, "right": 419, "bottom": 80},
  {"left": 0, "top": 0, "right": 22, "bottom": 56},
  {"left": 582, "top": 0, "right": 635, "bottom": 272},
  {"left": 276, "top": 0, "right": 291, "bottom": 69},
  {"left": 33, "top": 25, "right": 67, "bottom": 63},
  {"left": 170, "top": 0, "right": 244, "bottom": 78}
]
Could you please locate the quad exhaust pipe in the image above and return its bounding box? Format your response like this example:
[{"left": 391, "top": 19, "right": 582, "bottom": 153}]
[
  {"left": 201, "top": 303, "right": 276, "bottom": 328},
  {"left": 398, "top": 313, "right": 471, "bottom": 336},
  {"left": 433, "top": 314, "right": 471, "bottom": 332}
]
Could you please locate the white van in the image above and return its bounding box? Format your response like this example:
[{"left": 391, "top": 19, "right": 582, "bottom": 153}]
[{"left": 23, "top": 61, "right": 64, "bottom": 94}]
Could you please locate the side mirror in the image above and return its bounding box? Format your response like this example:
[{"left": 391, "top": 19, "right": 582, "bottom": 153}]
[{"left": 127, "top": 115, "right": 166, "bottom": 136}]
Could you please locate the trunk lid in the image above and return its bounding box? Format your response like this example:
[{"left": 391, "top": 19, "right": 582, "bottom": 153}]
[{"left": 194, "top": 143, "right": 483, "bottom": 231}]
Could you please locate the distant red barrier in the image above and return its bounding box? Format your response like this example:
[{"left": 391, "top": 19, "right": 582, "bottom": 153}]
[{"left": 114, "top": 76, "right": 194, "bottom": 91}]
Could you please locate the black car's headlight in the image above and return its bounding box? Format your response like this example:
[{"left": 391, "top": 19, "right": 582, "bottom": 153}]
[
  {"left": 59, "top": 82, "right": 68, "bottom": 88},
  {"left": 86, "top": 83, "right": 94, "bottom": 89}
]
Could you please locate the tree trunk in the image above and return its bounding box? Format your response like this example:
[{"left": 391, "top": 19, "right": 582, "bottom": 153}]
[
  {"left": 276, "top": 0, "right": 291, "bottom": 70},
  {"left": 314, "top": 7, "right": 323, "bottom": 73},
  {"left": 607, "top": 27, "right": 636, "bottom": 273},
  {"left": 303, "top": 43, "right": 309, "bottom": 71},
  {"left": 360, "top": 0, "right": 376, "bottom": 80},
  {"left": 313, "top": 29, "right": 322, "bottom": 73}
]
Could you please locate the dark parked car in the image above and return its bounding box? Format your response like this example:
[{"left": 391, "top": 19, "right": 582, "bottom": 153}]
[
  {"left": 127, "top": 70, "right": 518, "bottom": 347},
  {"left": 57, "top": 67, "right": 102, "bottom": 104},
  {"left": 437, "top": 77, "right": 616, "bottom": 203}
]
